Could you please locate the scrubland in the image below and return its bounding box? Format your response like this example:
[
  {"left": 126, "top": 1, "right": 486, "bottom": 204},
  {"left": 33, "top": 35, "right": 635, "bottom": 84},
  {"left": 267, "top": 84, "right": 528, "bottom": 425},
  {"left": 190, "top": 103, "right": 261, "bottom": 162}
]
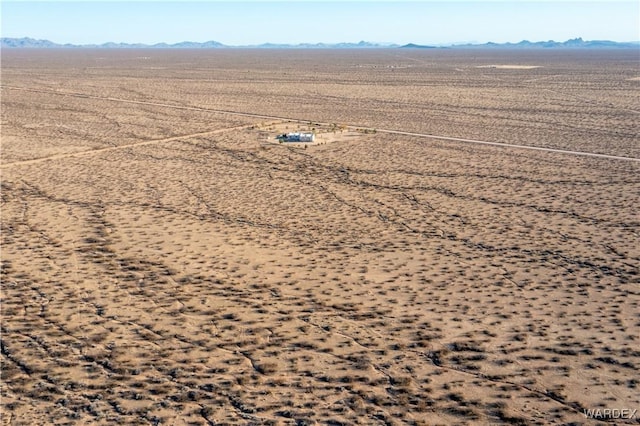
[{"left": 1, "top": 48, "right": 639, "bottom": 425}]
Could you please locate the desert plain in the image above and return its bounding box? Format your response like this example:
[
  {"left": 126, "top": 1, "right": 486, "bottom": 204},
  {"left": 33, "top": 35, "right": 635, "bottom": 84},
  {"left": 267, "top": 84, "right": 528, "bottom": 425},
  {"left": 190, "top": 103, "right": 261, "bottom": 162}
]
[{"left": 1, "top": 48, "right": 639, "bottom": 425}]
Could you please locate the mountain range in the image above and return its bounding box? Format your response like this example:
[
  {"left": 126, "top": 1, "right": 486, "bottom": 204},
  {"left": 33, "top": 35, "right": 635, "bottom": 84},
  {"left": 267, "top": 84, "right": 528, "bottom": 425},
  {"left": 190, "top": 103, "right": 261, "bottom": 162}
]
[{"left": 2, "top": 37, "right": 638, "bottom": 49}]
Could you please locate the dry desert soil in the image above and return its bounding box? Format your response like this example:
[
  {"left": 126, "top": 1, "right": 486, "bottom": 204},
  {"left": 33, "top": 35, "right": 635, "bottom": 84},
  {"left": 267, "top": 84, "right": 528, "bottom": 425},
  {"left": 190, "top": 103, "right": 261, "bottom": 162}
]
[{"left": 1, "top": 49, "right": 639, "bottom": 425}]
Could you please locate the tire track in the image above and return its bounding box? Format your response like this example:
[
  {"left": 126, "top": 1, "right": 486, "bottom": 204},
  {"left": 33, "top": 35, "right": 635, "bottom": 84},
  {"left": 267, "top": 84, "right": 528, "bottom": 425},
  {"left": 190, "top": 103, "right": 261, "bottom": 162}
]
[
  {"left": 374, "top": 129, "right": 640, "bottom": 162},
  {"left": 3, "top": 84, "right": 639, "bottom": 164},
  {"left": 0, "top": 122, "right": 276, "bottom": 169}
]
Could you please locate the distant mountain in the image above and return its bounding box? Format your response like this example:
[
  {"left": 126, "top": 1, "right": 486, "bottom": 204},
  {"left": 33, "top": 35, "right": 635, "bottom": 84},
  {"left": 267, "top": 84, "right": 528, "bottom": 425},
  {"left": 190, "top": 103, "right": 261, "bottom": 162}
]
[
  {"left": 0, "top": 37, "right": 397, "bottom": 49},
  {"left": 400, "top": 43, "right": 437, "bottom": 49},
  {"left": 158, "top": 40, "right": 226, "bottom": 49},
  {"left": 0, "top": 37, "right": 228, "bottom": 49},
  {"left": 1, "top": 36, "right": 638, "bottom": 49},
  {"left": 452, "top": 37, "right": 640, "bottom": 49},
  {"left": 1, "top": 37, "right": 61, "bottom": 48}
]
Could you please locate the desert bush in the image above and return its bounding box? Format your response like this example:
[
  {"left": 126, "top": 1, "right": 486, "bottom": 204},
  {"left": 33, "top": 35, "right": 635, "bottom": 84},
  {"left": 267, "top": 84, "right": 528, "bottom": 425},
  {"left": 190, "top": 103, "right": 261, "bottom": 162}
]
[{"left": 256, "top": 362, "right": 278, "bottom": 374}]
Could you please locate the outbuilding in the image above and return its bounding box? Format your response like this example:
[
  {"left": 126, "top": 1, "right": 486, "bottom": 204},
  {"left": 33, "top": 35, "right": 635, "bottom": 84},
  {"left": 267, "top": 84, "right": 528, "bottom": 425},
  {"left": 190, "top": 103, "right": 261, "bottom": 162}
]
[{"left": 277, "top": 132, "right": 315, "bottom": 142}]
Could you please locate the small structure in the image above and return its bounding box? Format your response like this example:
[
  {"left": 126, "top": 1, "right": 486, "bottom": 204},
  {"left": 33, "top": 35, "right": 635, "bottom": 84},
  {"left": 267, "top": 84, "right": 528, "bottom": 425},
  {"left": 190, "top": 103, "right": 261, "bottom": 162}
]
[{"left": 277, "top": 132, "right": 315, "bottom": 143}]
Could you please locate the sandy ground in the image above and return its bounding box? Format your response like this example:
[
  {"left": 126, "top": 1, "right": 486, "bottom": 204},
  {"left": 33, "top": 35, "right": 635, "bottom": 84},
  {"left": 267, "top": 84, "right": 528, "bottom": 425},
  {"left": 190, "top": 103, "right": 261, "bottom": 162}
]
[
  {"left": 1, "top": 49, "right": 639, "bottom": 425},
  {"left": 475, "top": 65, "right": 542, "bottom": 69}
]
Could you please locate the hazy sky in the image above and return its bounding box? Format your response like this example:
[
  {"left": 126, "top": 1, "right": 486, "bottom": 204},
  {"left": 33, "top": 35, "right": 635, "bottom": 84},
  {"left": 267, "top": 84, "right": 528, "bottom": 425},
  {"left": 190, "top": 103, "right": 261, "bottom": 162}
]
[{"left": 2, "top": 1, "right": 639, "bottom": 45}]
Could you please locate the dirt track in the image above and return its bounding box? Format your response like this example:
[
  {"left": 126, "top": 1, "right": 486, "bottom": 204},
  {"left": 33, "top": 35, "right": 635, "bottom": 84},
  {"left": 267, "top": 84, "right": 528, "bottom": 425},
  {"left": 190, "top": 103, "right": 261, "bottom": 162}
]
[{"left": 0, "top": 122, "right": 259, "bottom": 168}]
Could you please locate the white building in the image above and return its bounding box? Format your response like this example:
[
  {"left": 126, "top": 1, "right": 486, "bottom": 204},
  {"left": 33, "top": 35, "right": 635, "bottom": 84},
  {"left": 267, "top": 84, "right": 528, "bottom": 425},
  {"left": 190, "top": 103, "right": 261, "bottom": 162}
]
[{"left": 279, "top": 132, "right": 315, "bottom": 142}]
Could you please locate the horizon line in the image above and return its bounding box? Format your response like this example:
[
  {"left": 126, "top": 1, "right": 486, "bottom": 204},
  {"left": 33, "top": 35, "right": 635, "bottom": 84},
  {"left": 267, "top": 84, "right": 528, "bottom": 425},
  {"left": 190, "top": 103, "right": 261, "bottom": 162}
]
[{"left": 3, "top": 36, "right": 640, "bottom": 48}]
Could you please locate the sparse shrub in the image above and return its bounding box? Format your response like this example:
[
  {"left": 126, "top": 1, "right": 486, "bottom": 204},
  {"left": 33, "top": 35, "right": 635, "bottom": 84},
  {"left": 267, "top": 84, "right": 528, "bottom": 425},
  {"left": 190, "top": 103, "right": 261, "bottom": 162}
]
[
  {"left": 391, "top": 376, "right": 412, "bottom": 387},
  {"left": 256, "top": 362, "right": 278, "bottom": 374}
]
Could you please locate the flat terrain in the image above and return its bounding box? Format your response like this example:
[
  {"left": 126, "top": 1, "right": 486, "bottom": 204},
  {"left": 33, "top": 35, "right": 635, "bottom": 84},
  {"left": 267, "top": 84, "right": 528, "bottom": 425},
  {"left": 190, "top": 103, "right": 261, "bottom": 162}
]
[{"left": 1, "top": 49, "right": 639, "bottom": 425}]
